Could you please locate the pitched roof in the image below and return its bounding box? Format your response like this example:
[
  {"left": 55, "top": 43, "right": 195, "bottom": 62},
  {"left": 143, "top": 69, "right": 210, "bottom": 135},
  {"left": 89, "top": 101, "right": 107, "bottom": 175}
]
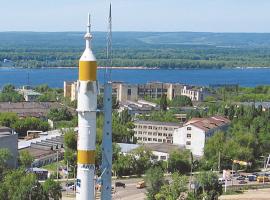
[{"left": 185, "top": 116, "right": 230, "bottom": 132}]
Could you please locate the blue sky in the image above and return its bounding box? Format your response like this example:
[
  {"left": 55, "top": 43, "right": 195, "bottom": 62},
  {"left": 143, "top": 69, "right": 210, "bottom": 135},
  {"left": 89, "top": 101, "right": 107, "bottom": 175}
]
[{"left": 0, "top": 0, "right": 270, "bottom": 32}]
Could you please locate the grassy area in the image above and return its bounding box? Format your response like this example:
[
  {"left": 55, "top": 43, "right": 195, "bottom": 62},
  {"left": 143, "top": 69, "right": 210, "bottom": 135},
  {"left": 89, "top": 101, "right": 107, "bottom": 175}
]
[
  {"left": 223, "top": 189, "right": 244, "bottom": 195},
  {"left": 43, "top": 160, "right": 65, "bottom": 171}
]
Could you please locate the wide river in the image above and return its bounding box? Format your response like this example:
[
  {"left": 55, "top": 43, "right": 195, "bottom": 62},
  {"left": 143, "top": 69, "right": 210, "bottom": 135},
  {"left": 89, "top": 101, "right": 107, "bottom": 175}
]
[{"left": 0, "top": 67, "right": 270, "bottom": 88}]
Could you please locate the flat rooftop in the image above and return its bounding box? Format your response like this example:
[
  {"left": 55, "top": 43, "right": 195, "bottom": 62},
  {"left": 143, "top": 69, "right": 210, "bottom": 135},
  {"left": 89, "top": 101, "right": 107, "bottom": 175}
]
[
  {"left": 134, "top": 120, "right": 181, "bottom": 127},
  {"left": 0, "top": 127, "right": 13, "bottom": 137}
]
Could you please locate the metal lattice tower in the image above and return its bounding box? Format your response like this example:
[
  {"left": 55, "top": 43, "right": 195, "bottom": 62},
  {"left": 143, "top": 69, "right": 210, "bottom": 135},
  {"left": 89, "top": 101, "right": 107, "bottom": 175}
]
[{"left": 101, "top": 3, "right": 113, "bottom": 200}]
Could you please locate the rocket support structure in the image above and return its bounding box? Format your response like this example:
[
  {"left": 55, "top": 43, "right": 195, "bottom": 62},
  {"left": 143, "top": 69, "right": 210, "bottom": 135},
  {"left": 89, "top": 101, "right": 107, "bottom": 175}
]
[{"left": 76, "top": 14, "right": 97, "bottom": 200}]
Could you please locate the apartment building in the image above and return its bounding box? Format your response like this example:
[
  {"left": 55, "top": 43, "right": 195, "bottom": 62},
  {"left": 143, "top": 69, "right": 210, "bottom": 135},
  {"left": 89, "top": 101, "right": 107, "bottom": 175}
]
[
  {"left": 134, "top": 120, "right": 182, "bottom": 144},
  {"left": 173, "top": 116, "right": 230, "bottom": 157},
  {"left": 63, "top": 81, "right": 209, "bottom": 103},
  {"left": 181, "top": 85, "right": 208, "bottom": 101},
  {"left": 113, "top": 82, "right": 138, "bottom": 102}
]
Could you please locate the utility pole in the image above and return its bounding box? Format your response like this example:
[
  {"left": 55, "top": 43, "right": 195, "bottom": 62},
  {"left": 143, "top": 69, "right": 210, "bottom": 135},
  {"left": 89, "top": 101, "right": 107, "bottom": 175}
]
[
  {"left": 56, "top": 149, "right": 59, "bottom": 180},
  {"left": 218, "top": 151, "right": 221, "bottom": 172}
]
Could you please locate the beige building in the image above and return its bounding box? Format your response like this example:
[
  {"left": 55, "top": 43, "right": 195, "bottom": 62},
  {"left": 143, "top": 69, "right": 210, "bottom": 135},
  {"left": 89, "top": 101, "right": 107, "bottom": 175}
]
[
  {"left": 134, "top": 120, "right": 182, "bottom": 144},
  {"left": 63, "top": 81, "right": 209, "bottom": 103},
  {"left": 64, "top": 81, "right": 77, "bottom": 101},
  {"left": 113, "top": 82, "right": 138, "bottom": 102},
  {"left": 114, "top": 82, "right": 208, "bottom": 102}
]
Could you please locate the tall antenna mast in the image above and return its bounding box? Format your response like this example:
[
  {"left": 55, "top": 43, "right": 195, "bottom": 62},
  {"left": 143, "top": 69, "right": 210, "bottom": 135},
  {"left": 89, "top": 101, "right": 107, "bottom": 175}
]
[
  {"left": 106, "top": 3, "right": 112, "bottom": 81},
  {"left": 101, "top": 3, "right": 113, "bottom": 200}
]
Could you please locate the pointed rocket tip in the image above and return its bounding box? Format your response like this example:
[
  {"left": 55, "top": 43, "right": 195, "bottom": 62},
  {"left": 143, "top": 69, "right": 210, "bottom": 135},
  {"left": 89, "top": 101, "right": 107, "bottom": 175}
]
[
  {"left": 109, "top": 3, "right": 112, "bottom": 17},
  {"left": 88, "top": 13, "right": 91, "bottom": 25}
]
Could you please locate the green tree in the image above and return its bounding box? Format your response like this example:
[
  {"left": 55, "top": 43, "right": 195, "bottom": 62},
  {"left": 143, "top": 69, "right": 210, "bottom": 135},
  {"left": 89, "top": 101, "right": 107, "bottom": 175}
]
[
  {"left": 43, "top": 178, "right": 62, "bottom": 200},
  {"left": 168, "top": 150, "right": 191, "bottom": 174},
  {"left": 112, "top": 154, "right": 134, "bottom": 177},
  {"left": 144, "top": 166, "right": 164, "bottom": 200},
  {"left": 196, "top": 171, "right": 222, "bottom": 200},
  {"left": 204, "top": 131, "right": 227, "bottom": 170},
  {"left": 0, "top": 148, "right": 12, "bottom": 180},
  {"left": 0, "top": 112, "right": 19, "bottom": 127},
  {"left": 19, "top": 150, "right": 34, "bottom": 168},
  {"left": 47, "top": 107, "right": 73, "bottom": 121},
  {"left": 160, "top": 94, "right": 168, "bottom": 111},
  {"left": 2, "top": 84, "right": 15, "bottom": 93},
  {"left": 131, "top": 146, "right": 153, "bottom": 176},
  {"left": 0, "top": 169, "right": 47, "bottom": 200},
  {"left": 170, "top": 95, "right": 193, "bottom": 107},
  {"left": 155, "top": 172, "right": 188, "bottom": 200},
  {"left": 64, "top": 129, "right": 77, "bottom": 151}
]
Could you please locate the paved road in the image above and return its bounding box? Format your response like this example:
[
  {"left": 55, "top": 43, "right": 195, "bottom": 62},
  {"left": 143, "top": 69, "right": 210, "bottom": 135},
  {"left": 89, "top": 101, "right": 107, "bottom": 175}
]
[{"left": 112, "top": 178, "right": 146, "bottom": 200}]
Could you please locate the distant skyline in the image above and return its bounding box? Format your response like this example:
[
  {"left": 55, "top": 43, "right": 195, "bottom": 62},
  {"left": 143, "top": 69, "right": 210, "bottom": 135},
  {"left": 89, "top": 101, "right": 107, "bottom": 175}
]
[{"left": 1, "top": 0, "right": 270, "bottom": 32}]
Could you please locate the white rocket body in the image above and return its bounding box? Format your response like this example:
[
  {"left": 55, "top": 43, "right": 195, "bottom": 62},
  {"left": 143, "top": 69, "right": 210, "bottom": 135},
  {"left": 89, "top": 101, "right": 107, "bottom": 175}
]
[{"left": 76, "top": 14, "right": 98, "bottom": 200}]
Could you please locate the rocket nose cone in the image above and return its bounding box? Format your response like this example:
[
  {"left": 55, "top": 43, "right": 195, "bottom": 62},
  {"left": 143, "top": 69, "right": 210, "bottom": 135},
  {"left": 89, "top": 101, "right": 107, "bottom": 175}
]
[{"left": 80, "top": 49, "right": 96, "bottom": 62}]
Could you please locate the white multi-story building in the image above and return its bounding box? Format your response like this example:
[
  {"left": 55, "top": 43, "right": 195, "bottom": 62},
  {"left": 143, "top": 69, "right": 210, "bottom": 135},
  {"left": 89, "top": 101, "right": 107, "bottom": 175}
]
[
  {"left": 173, "top": 116, "right": 230, "bottom": 157},
  {"left": 181, "top": 85, "right": 208, "bottom": 101},
  {"left": 134, "top": 120, "right": 182, "bottom": 144}
]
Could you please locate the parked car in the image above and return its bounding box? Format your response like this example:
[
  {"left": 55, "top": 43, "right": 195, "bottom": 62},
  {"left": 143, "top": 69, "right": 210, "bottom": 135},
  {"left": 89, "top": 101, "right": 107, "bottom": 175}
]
[
  {"left": 115, "top": 182, "right": 126, "bottom": 188},
  {"left": 68, "top": 184, "right": 76, "bottom": 190},
  {"left": 238, "top": 180, "right": 247, "bottom": 184},
  {"left": 136, "top": 181, "right": 146, "bottom": 189},
  {"left": 247, "top": 175, "right": 257, "bottom": 181},
  {"left": 218, "top": 178, "right": 225, "bottom": 185},
  {"left": 257, "top": 176, "right": 269, "bottom": 182},
  {"left": 236, "top": 176, "right": 245, "bottom": 180}
]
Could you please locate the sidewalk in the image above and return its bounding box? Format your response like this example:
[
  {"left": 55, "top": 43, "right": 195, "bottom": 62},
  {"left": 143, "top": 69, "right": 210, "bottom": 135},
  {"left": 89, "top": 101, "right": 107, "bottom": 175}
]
[{"left": 219, "top": 188, "right": 270, "bottom": 200}]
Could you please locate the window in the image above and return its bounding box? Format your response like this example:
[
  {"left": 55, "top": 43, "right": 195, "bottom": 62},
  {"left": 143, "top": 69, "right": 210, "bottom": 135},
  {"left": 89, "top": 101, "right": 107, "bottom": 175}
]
[
  {"left": 168, "top": 134, "right": 172, "bottom": 137},
  {"left": 143, "top": 137, "right": 147, "bottom": 141},
  {"left": 148, "top": 132, "right": 152, "bottom": 136},
  {"left": 153, "top": 138, "right": 157, "bottom": 141},
  {"left": 186, "top": 141, "right": 191, "bottom": 145},
  {"left": 138, "top": 131, "right": 142, "bottom": 135},
  {"left": 163, "top": 127, "right": 168, "bottom": 131},
  {"left": 163, "top": 133, "right": 167, "bottom": 137},
  {"left": 148, "top": 126, "right": 152, "bottom": 129},
  {"left": 153, "top": 132, "right": 157, "bottom": 136},
  {"left": 158, "top": 139, "right": 162, "bottom": 142},
  {"left": 187, "top": 133, "right": 191, "bottom": 138},
  {"left": 127, "top": 88, "right": 131, "bottom": 95},
  {"left": 148, "top": 138, "right": 152, "bottom": 141},
  {"left": 151, "top": 155, "right": 158, "bottom": 160},
  {"left": 160, "top": 156, "right": 167, "bottom": 160},
  {"left": 158, "top": 133, "right": 162, "bottom": 136},
  {"left": 187, "top": 127, "right": 192, "bottom": 131}
]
